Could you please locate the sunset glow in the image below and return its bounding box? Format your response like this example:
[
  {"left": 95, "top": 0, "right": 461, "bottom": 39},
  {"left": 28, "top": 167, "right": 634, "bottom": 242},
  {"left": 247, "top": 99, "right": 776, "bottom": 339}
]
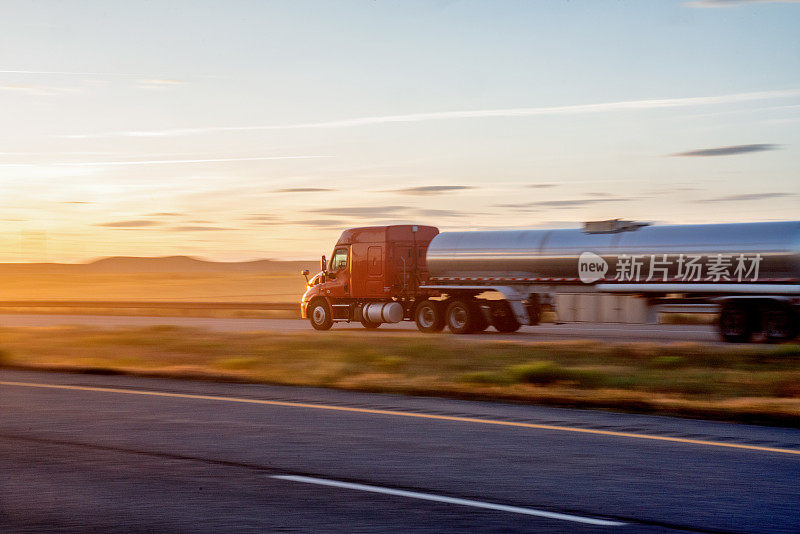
[{"left": 1, "top": 0, "right": 798, "bottom": 262}]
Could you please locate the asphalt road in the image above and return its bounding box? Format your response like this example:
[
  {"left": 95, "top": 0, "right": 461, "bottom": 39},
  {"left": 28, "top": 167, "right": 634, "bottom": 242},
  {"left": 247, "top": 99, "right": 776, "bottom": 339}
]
[
  {"left": 0, "top": 314, "right": 722, "bottom": 344},
  {"left": 1, "top": 369, "right": 798, "bottom": 533}
]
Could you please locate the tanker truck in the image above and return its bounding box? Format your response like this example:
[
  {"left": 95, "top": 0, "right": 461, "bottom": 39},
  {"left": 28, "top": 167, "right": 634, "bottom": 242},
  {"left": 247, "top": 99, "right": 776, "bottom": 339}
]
[{"left": 299, "top": 220, "right": 800, "bottom": 343}]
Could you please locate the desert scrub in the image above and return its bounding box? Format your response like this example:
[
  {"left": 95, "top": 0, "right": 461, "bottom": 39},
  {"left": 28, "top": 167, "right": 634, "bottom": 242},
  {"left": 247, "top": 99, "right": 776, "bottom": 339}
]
[
  {"left": 215, "top": 356, "right": 264, "bottom": 370},
  {"left": 506, "top": 361, "right": 605, "bottom": 388},
  {"left": 507, "top": 361, "right": 562, "bottom": 384},
  {"left": 459, "top": 371, "right": 511, "bottom": 385}
]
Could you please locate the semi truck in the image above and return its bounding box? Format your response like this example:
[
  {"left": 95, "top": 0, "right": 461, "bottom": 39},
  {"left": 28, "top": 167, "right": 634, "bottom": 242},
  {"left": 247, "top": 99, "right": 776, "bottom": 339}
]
[{"left": 299, "top": 220, "right": 800, "bottom": 343}]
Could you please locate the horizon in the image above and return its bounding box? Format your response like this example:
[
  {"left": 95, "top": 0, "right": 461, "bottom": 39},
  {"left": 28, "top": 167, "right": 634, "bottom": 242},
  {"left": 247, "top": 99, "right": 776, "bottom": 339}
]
[
  {"left": 0, "top": 254, "right": 317, "bottom": 265},
  {"left": 2, "top": 0, "right": 798, "bottom": 262},
  {"left": 2, "top": 215, "right": 800, "bottom": 265}
]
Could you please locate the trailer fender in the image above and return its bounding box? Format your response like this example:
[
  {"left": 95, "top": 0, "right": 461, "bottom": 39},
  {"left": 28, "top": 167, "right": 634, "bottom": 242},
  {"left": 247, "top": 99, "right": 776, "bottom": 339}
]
[{"left": 490, "top": 286, "right": 531, "bottom": 326}]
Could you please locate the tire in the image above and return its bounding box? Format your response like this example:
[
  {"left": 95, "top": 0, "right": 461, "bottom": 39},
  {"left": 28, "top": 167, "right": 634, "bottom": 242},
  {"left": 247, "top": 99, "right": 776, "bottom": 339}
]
[
  {"left": 491, "top": 301, "right": 521, "bottom": 333},
  {"left": 415, "top": 300, "right": 445, "bottom": 333},
  {"left": 471, "top": 302, "right": 490, "bottom": 332},
  {"left": 760, "top": 302, "right": 798, "bottom": 343},
  {"left": 526, "top": 294, "right": 541, "bottom": 326},
  {"left": 445, "top": 299, "right": 478, "bottom": 334},
  {"left": 719, "top": 302, "right": 753, "bottom": 343},
  {"left": 308, "top": 299, "right": 333, "bottom": 331},
  {"left": 360, "top": 316, "right": 381, "bottom": 329}
]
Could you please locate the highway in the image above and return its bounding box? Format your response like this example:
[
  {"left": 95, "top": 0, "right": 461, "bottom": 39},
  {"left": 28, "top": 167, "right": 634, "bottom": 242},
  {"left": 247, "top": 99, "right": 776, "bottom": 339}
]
[
  {"left": 1, "top": 369, "right": 798, "bottom": 532},
  {"left": 0, "top": 314, "right": 722, "bottom": 344}
]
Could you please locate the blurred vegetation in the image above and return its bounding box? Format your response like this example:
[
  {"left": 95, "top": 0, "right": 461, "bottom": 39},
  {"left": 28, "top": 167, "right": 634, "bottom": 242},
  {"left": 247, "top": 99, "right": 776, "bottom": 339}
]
[
  {"left": 0, "top": 326, "right": 798, "bottom": 424},
  {"left": 660, "top": 313, "right": 717, "bottom": 325}
]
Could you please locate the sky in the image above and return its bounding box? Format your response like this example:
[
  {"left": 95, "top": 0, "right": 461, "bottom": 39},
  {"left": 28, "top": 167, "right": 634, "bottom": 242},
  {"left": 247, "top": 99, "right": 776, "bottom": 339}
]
[{"left": 0, "top": 0, "right": 798, "bottom": 262}]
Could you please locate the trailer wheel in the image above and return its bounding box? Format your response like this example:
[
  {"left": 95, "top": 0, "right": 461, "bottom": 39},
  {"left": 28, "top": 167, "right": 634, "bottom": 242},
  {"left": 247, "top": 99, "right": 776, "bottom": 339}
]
[
  {"left": 445, "top": 299, "right": 478, "bottom": 334},
  {"left": 415, "top": 300, "right": 444, "bottom": 333},
  {"left": 526, "top": 294, "right": 541, "bottom": 326},
  {"left": 360, "top": 316, "right": 381, "bottom": 329},
  {"left": 491, "top": 301, "right": 521, "bottom": 333},
  {"left": 470, "top": 302, "right": 489, "bottom": 332},
  {"left": 760, "top": 302, "right": 798, "bottom": 343},
  {"left": 719, "top": 302, "right": 753, "bottom": 343},
  {"left": 308, "top": 299, "right": 333, "bottom": 331}
]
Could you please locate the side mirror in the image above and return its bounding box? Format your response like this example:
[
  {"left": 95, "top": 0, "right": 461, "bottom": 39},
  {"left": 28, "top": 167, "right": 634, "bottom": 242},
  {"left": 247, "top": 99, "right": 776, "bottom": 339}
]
[
  {"left": 300, "top": 269, "right": 310, "bottom": 283},
  {"left": 321, "top": 255, "right": 327, "bottom": 272}
]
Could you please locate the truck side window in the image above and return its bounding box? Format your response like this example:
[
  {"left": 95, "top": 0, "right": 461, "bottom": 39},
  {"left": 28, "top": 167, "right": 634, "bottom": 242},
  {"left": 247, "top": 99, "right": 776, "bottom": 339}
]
[{"left": 330, "top": 248, "right": 348, "bottom": 271}]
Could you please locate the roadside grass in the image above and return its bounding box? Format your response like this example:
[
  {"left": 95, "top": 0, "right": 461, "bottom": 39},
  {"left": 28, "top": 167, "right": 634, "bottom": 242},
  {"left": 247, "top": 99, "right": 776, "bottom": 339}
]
[{"left": 0, "top": 325, "right": 798, "bottom": 424}]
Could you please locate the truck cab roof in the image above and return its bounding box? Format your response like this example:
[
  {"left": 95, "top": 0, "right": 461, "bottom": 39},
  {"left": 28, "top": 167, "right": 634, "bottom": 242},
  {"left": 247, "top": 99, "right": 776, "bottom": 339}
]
[{"left": 335, "top": 225, "right": 439, "bottom": 246}]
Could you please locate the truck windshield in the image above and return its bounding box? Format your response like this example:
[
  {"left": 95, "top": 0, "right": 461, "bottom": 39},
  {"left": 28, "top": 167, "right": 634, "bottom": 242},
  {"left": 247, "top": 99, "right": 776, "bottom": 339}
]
[{"left": 330, "top": 247, "right": 348, "bottom": 271}]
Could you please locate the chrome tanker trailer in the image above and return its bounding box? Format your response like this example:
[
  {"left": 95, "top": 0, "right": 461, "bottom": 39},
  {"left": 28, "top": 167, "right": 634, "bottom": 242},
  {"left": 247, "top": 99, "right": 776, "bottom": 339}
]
[{"left": 301, "top": 220, "right": 800, "bottom": 342}]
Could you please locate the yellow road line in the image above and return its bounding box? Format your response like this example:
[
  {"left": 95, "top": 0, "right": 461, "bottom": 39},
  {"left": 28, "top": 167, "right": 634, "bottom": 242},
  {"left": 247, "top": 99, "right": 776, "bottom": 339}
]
[{"left": 2, "top": 380, "right": 799, "bottom": 456}]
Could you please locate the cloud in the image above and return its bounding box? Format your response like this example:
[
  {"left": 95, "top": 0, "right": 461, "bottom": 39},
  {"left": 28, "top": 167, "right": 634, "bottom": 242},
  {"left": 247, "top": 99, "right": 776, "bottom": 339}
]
[
  {"left": 415, "top": 208, "right": 468, "bottom": 217},
  {"left": 273, "top": 187, "right": 335, "bottom": 193},
  {"left": 309, "top": 206, "right": 408, "bottom": 218},
  {"left": 703, "top": 192, "right": 795, "bottom": 202},
  {"left": 0, "top": 69, "right": 146, "bottom": 76},
  {"left": 0, "top": 84, "right": 75, "bottom": 96},
  {"left": 61, "top": 89, "right": 800, "bottom": 138},
  {"left": 495, "top": 198, "right": 635, "bottom": 209},
  {"left": 137, "top": 79, "right": 183, "bottom": 89},
  {"left": 243, "top": 214, "right": 279, "bottom": 221},
  {"left": 96, "top": 220, "right": 161, "bottom": 228},
  {"left": 147, "top": 212, "right": 183, "bottom": 216},
  {"left": 687, "top": 0, "right": 800, "bottom": 7},
  {"left": 391, "top": 186, "right": 474, "bottom": 196},
  {"left": 307, "top": 206, "right": 470, "bottom": 219},
  {"left": 494, "top": 203, "right": 540, "bottom": 210},
  {"left": 528, "top": 183, "right": 558, "bottom": 189},
  {"left": 672, "top": 144, "right": 780, "bottom": 157},
  {"left": 0, "top": 155, "right": 331, "bottom": 167},
  {"left": 167, "top": 226, "right": 236, "bottom": 231},
  {"left": 537, "top": 198, "right": 633, "bottom": 208},
  {"left": 61, "top": 201, "right": 92, "bottom": 204},
  {"left": 290, "top": 219, "right": 345, "bottom": 227}
]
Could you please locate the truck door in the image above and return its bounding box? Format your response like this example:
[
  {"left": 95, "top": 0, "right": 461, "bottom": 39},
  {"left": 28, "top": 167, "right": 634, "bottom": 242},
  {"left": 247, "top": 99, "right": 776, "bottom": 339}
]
[
  {"left": 365, "top": 245, "right": 384, "bottom": 297},
  {"left": 325, "top": 246, "right": 351, "bottom": 299}
]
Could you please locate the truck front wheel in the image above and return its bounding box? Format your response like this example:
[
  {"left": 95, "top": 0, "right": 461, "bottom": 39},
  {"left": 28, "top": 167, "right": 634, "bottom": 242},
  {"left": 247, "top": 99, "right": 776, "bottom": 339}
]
[
  {"left": 415, "top": 300, "right": 444, "bottom": 333},
  {"left": 719, "top": 302, "right": 753, "bottom": 343},
  {"left": 445, "top": 299, "right": 478, "bottom": 334},
  {"left": 308, "top": 300, "right": 333, "bottom": 331}
]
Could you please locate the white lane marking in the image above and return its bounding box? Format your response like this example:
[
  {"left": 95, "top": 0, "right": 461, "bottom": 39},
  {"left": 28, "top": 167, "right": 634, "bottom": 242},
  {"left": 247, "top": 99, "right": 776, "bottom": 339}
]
[{"left": 271, "top": 475, "right": 625, "bottom": 526}]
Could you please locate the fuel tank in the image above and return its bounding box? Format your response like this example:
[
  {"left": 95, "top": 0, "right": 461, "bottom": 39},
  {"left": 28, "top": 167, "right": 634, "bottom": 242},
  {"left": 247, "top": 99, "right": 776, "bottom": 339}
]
[{"left": 426, "top": 221, "right": 800, "bottom": 284}]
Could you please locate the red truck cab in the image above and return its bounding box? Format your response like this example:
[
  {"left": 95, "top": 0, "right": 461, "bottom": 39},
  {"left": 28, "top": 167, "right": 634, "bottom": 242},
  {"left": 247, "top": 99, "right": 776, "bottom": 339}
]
[{"left": 301, "top": 224, "right": 439, "bottom": 329}]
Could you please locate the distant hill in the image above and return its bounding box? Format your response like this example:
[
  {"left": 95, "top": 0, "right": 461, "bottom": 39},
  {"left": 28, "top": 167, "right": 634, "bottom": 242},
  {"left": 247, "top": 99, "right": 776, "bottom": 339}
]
[{"left": 0, "top": 256, "right": 318, "bottom": 275}]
